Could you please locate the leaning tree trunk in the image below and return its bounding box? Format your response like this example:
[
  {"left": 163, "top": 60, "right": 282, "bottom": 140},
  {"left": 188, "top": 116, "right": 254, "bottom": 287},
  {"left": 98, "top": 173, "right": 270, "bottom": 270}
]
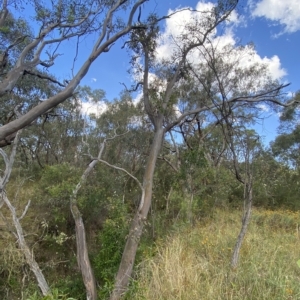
[
  {"left": 231, "top": 179, "right": 253, "bottom": 268},
  {"left": 0, "top": 124, "right": 51, "bottom": 296},
  {"left": 110, "top": 126, "right": 165, "bottom": 300},
  {"left": 3, "top": 193, "right": 51, "bottom": 296},
  {"left": 71, "top": 202, "right": 97, "bottom": 300}
]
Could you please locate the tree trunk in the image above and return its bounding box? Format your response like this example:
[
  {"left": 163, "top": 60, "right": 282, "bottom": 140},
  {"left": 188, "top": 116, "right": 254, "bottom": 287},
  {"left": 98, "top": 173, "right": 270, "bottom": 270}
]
[
  {"left": 3, "top": 193, "right": 51, "bottom": 296},
  {"left": 71, "top": 202, "right": 97, "bottom": 300},
  {"left": 0, "top": 125, "right": 50, "bottom": 296},
  {"left": 110, "top": 126, "right": 165, "bottom": 300},
  {"left": 231, "top": 180, "right": 253, "bottom": 269},
  {"left": 70, "top": 143, "right": 106, "bottom": 300}
]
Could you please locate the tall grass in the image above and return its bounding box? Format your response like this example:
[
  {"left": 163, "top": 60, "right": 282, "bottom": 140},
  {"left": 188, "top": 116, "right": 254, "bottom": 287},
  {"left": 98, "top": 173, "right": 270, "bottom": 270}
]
[{"left": 132, "top": 209, "right": 300, "bottom": 300}]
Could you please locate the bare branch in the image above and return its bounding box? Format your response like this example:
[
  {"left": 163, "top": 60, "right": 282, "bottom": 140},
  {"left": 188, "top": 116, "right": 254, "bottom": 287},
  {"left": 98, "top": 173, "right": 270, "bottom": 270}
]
[
  {"left": 120, "top": 81, "right": 143, "bottom": 92},
  {"left": 19, "top": 200, "right": 31, "bottom": 221},
  {"left": 0, "top": 105, "right": 50, "bottom": 295},
  {"left": 23, "top": 70, "right": 66, "bottom": 87},
  {"left": 70, "top": 127, "right": 130, "bottom": 299},
  {"left": 158, "top": 156, "right": 178, "bottom": 172},
  {"left": 96, "top": 157, "right": 143, "bottom": 192},
  {"left": 162, "top": 2, "right": 239, "bottom": 109},
  {"left": 165, "top": 84, "right": 292, "bottom": 132}
]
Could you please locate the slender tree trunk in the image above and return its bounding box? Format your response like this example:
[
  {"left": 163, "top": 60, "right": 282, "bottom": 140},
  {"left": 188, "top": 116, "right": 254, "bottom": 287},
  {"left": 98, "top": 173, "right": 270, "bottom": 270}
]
[
  {"left": 166, "top": 186, "right": 173, "bottom": 215},
  {"left": 110, "top": 126, "right": 165, "bottom": 300},
  {"left": 231, "top": 180, "right": 253, "bottom": 268},
  {"left": 70, "top": 142, "right": 107, "bottom": 300},
  {"left": 0, "top": 122, "right": 51, "bottom": 296},
  {"left": 71, "top": 202, "right": 97, "bottom": 300},
  {"left": 188, "top": 193, "right": 194, "bottom": 223},
  {"left": 186, "top": 172, "right": 194, "bottom": 223},
  {"left": 3, "top": 193, "right": 51, "bottom": 296}
]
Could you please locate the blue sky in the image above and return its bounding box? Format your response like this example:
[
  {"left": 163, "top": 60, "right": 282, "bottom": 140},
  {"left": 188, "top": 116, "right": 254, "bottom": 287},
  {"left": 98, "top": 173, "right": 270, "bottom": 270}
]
[
  {"left": 22, "top": 0, "right": 300, "bottom": 145},
  {"left": 80, "top": 1, "right": 300, "bottom": 94}
]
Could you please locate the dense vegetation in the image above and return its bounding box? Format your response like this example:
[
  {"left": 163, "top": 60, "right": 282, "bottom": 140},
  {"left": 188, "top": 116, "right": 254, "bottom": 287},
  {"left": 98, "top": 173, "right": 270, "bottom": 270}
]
[
  {"left": 1, "top": 93, "right": 300, "bottom": 299},
  {"left": 0, "top": 1, "right": 299, "bottom": 299}
]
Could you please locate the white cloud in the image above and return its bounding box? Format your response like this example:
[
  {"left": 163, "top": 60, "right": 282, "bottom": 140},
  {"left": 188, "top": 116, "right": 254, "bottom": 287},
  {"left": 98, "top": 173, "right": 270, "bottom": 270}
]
[
  {"left": 173, "top": 105, "right": 182, "bottom": 118},
  {"left": 80, "top": 99, "right": 107, "bottom": 117},
  {"left": 130, "top": 1, "right": 287, "bottom": 115},
  {"left": 250, "top": 0, "right": 300, "bottom": 33},
  {"left": 91, "top": 78, "right": 97, "bottom": 82},
  {"left": 156, "top": 2, "right": 214, "bottom": 61},
  {"left": 256, "top": 103, "right": 269, "bottom": 112},
  {"left": 286, "top": 91, "right": 294, "bottom": 98},
  {"left": 263, "top": 55, "right": 287, "bottom": 79},
  {"left": 133, "top": 91, "right": 143, "bottom": 105},
  {"left": 155, "top": 1, "right": 286, "bottom": 84},
  {"left": 237, "top": 47, "right": 286, "bottom": 80}
]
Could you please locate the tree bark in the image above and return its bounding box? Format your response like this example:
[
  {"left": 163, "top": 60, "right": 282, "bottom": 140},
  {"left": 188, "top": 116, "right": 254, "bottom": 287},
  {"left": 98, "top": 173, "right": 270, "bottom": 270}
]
[
  {"left": 71, "top": 202, "right": 97, "bottom": 300},
  {"left": 70, "top": 141, "right": 107, "bottom": 300},
  {"left": 110, "top": 125, "right": 165, "bottom": 300},
  {"left": 231, "top": 180, "right": 253, "bottom": 269},
  {"left": 3, "top": 193, "right": 51, "bottom": 296},
  {"left": 0, "top": 118, "right": 50, "bottom": 295}
]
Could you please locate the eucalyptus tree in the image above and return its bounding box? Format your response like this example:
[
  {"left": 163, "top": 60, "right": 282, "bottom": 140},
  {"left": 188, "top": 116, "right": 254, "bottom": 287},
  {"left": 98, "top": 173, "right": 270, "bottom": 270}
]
[
  {"left": 110, "top": 1, "right": 296, "bottom": 298},
  {"left": 224, "top": 127, "right": 261, "bottom": 268},
  {"left": 0, "top": 10, "right": 62, "bottom": 148},
  {"left": 0, "top": 0, "right": 151, "bottom": 144}
]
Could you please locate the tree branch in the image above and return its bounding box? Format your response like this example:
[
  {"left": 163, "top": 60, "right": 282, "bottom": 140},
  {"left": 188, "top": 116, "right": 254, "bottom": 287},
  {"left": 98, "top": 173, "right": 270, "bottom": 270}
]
[
  {"left": 0, "top": 1, "right": 147, "bottom": 141},
  {"left": 23, "top": 70, "right": 66, "bottom": 87},
  {"left": 95, "top": 158, "right": 144, "bottom": 192},
  {"left": 165, "top": 84, "right": 292, "bottom": 132}
]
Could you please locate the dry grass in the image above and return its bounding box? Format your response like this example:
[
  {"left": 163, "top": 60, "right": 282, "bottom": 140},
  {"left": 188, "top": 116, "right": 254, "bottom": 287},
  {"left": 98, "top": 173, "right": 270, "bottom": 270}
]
[{"left": 132, "top": 209, "right": 300, "bottom": 300}]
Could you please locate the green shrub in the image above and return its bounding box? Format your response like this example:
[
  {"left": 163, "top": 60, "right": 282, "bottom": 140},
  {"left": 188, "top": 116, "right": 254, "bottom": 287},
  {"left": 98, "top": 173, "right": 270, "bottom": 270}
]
[{"left": 92, "top": 196, "right": 130, "bottom": 299}]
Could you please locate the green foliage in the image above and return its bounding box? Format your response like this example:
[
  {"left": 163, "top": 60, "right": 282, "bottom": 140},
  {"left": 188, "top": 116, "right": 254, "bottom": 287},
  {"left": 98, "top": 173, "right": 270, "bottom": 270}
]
[
  {"left": 26, "top": 288, "right": 77, "bottom": 300},
  {"left": 92, "top": 196, "right": 130, "bottom": 299},
  {"left": 40, "top": 163, "right": 79, "bottom": 203},
  {"left": 32, "top": 164, "right": 81, "bottom": 238},
  {"left": 180, "top": 148, "right": 208, "bottom": 176},
  {"left": 0, "top": 26, "right": 10, "bottom": 33},
  {"left": 52, "top": 276, "right": 85, "bottom": 300},
  {"left": 271, "top": 125, "right": 300, "bottom": 167}
]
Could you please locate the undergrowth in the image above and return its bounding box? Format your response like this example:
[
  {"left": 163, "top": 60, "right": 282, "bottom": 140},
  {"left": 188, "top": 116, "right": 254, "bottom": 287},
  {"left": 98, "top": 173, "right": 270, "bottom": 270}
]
[{"left": 131, "top": 208, "right": 300, "bottom": 300}]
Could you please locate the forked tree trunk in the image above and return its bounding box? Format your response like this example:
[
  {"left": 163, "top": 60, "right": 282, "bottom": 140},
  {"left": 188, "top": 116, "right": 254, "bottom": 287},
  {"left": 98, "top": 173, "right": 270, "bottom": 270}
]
[
  {"left": 110, "top": 126, "right": 165, "bottom": 300},
  {"left": 231, "top": 180, "right": 253, "bottom": 268},
  {"left": 70, "top": 143, "right": 106, "bottom": 300}
]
